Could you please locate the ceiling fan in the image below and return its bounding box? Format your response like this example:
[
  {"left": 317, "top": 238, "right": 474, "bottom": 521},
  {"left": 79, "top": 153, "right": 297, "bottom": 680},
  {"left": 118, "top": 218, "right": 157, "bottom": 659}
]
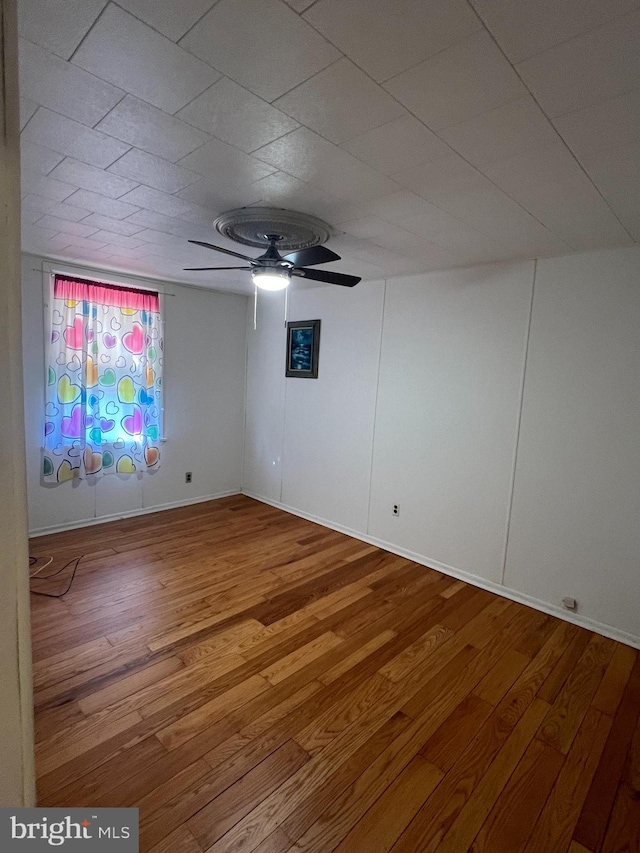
[
  {"left": 184, "top": 236, "right": 361, "bottom": 291},
  {"left": 183, "top": 207, "right": 361, "bottom": 291}
]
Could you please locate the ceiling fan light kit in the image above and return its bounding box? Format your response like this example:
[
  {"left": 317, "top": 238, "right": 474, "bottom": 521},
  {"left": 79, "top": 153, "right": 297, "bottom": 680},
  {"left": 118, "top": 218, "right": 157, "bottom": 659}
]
[
  {"left": 251, "top": 267, "right": 291, "bottom": 291},
  {"left": 184, "top": 207, "right": 362, "bottom": 291}
]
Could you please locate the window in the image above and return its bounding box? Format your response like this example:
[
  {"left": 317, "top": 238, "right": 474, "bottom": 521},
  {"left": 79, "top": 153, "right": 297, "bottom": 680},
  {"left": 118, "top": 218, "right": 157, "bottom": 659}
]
[{"left": 43, "top": 274, "right": 163, "bottom": 482}]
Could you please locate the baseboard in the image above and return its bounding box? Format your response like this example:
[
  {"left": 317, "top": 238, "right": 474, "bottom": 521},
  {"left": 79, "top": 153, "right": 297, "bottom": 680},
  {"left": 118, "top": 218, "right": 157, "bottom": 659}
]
[
  {"left": 242, "top": 489, "right": 640, "bottom": 651},
  {"left": 28, "top": 490, "right": 241, "bottom": 537}
]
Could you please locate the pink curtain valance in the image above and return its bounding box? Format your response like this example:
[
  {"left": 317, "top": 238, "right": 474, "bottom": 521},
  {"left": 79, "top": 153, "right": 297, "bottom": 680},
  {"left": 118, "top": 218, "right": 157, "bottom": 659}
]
[{"left": 54, "top": 275, "right": 160, "bottom": 312}]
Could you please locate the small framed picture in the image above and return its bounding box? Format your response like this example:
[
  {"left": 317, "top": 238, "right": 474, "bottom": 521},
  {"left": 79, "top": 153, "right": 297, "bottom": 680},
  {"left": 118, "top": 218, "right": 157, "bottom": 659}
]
[{"left": 286, "top": 319, "right": 321, "bottom": 378}]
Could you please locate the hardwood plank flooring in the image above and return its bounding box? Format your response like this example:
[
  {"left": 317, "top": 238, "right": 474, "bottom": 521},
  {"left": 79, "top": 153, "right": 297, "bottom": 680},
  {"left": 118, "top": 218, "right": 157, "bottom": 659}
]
[{"left": 30, "top": 496, "right": 640, "bottom": 852}]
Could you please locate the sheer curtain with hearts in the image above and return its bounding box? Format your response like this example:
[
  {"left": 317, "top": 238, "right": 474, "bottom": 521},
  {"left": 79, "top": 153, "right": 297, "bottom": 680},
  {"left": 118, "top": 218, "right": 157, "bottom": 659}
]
[{"left": 43, "top": 274, "right": 163, "bottom": 483}]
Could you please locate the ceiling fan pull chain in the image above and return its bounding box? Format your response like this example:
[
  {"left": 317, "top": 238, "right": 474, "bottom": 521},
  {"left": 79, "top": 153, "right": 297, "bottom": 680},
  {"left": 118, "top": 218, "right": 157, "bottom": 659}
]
[
  {"left": 253, "top": 282, "right": 258, "bottom": 331},
  {"left": 284, "top": 282, "right": 289, "bottom": 327}
]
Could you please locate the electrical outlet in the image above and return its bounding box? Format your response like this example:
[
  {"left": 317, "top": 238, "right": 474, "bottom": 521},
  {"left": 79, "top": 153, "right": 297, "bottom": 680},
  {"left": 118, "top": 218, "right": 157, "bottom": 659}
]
[
  {"left": 185, "top": 472, "right": 192, "bottom": 484},
  {"left": 562, "top": 597, "right": 577, "bottom": 611},
  {"left": 393, "top": 504, "right": 399, "bottom": 516}
]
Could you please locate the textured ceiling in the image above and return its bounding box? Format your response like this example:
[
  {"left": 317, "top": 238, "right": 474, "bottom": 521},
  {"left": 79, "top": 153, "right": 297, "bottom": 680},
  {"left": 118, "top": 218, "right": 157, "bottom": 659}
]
[{"left": 18, "top": 0, "right": 640, "bottom": 294}]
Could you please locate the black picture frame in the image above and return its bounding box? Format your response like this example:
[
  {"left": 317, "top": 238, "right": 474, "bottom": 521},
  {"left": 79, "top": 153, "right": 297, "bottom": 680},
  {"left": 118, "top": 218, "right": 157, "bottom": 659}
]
[{"left": 286, "top": 319, "right": 321, "bottom": 378}]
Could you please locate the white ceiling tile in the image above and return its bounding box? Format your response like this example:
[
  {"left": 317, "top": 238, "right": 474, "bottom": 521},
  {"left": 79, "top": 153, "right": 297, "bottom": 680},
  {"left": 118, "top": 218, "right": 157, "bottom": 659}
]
[
  {"left": 432, "top": 184, "right": 571, "bottom": 255},
  {"left": 61, "top": 189, "right": 142, "bottom": 219},
  {"left": 303, "top": 0, "right": 481, "bottom": 82},
  {"left": 176, "top": 178, "right": 263, "bottom": 212},
  {"left": 96, "top": 96, "right": 210, "bottom": 163},
  {"left": 578, "top": 143, "right": 640, "bottom": 217},
  {"left": 374, "top": 233, "right": 458, "bottom": 267},
  {"left": 180, "top": 0, "right": 340, "bottom": 102},
  {"left": 489, "top": 169, "right": 626, "bottom": 241},
  {"left": 18, "top": 38, "right": 124, "bottom": 126},
  {"left": 142, "top": 240, "right": 199, "bottom": 260},
  {"left": 283, "top": 0, "right": 315, "bottom": 11},
  {"left": 178, "top": 77, "right": 299, "bottom": 153},
  {"left": 48, "top": 158, "right": 139, "bottom": 198},
  {"left": 409, "top": 219, "right": 504, "bottom": 256},
  {"left": 62, "top": 248, "right": 117, "bottom": 263},
  {"left": 548, "top": 217, "right": 634, "bottom": 252},
  {"left": 357, "top": 193, "right": 500, "bottom": 258},
  {"left": 22, "top": 207, "right": 45, "bottom": 226},
  {"left": 516, "top": 9, "right": 640, "bottom": 117},
  {"left": 20, "top": 141, "right": 64, "bottom": 175},
  {"left": 552, "top": 91, "right": 640, "bottom": 159},
  {"left": 88, "top": 230, "right": 148, "bottom": 250},
  {"left": 339, "top": 215, "right": 403, "bottom": 242},
  {"left": 471, "top": 0, "right": 640, "bottom": 63},
  {"left": 367, "top": 198, "right": 486, "bottom": 250},
  {"left": 179, "top": 206, "right": 220, "bottom": 226},
  {"left": 117, "top": 185, "right": 200, "bottom": 218},
  {"left": 253, "top": 128, "right": 399, "bottom": 202},
  {"left": 21, "top": 195, "right": 92, "bottom": 221},
  {"left": 21, "top": 107, "right": 131, "bottom": 168},
  {"left": 20, "top": 97, "right": 38, "bottom": 130},
  {"left": 617, "top": 213, "right": 640, "bottom": 242},
  {"left": 452, "top": 242, "right": 517, "bottom": 266},
  {"left": 124, "top": 208, "right": 199, "bottom": 238},
  {"left": 345, "top": 242, "right": 433, "bottom": 275},
  {"left": 35, "top": 215, "right": 100, "bottom": 238},
  {"left": 177, "top": 138, "right": 276, "bottom": 184},
  {"left": 338, "top": 216, "right": 459, "bottom": 267},
  {"left": 251, "top": 171, "right": 369, "bottom": 224},
  {"left": 360, "top": 190, "right": 451, "bottom": 225},
  {"left": 18, "top": 0, "right": 107, "bottom": 60},
  {"left": 57, "top": 234, "right": 111, "bottom": 251},
  {"left": 341, "top": 116, "right": 450, "bottom": 175},
  {"left": 22, "top": 223, "right": 64, "bottom": 242},
  {"left": 79, "top": 213, "right": 145, "bottom": 236},
  {"left": 132, "top": 229, "right": 188, "bottom": 248},
  {"left": 114, "top": 0, "right": 216, "bottom": 41},
  {"left": 72, "top": 5, "right": 220, "bottom": 113},
  {"left": 274, "top": 58, "right": 405, "bottom": 144},
  {"left": 22, "top": 227, "right": 73, "bottom": 252},
  {"left": 102, "top": 244, "right": 152, "bottom": 259},
  {"left": 108, "top": 148, "right": 199, "bottom": 193},
  {"left": 250, "top": 171, "right": 358, "bottom": 223},
  {"left": 21, "top": 169, "right": 77, "bottom": 201},
  {"left": 439, "top": 97, "right": 559, "bottom": 167},
  {"left": 393, "top": 154, "right": 493, "bottom": 202},
  {"left": 384, "top": 30, "right": 527, "bottom": 131},
  {"left": 481, "top": 140, "right": 586, "bottom": 196}
]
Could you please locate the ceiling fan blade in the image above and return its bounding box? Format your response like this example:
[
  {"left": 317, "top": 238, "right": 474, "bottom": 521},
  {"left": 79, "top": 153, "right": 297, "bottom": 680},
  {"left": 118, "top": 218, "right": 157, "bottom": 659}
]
[
  {"left": 281, "top": 245, "right": 341, "bottom": 267},
  {"left": 292, "top": 267, "right": 361, "bottom": 287},
  {"left": 183, "top": 266, "right": 249, "bottom": 271},
  {"left": 188, "top": 240, "right": 256, "bottom": 262}
]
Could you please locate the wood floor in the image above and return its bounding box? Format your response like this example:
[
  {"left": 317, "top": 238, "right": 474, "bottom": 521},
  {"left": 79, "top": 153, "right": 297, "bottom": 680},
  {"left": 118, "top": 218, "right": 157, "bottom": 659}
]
[{"left": 30, "top": 496, "right": 640, "bottom": 853}]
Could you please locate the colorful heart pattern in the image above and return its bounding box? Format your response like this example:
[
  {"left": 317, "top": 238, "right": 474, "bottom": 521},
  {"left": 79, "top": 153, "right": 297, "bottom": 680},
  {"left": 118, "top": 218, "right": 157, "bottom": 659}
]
[
  {"left": 118, "top": 376, "right": 136, "bottom": 404},
  {"left": 58, "top": 374, "right": 81, "bottom": 404},
  {"left": 44, "top": 290, "right": 162, "bottom": 483},
  {"left": 63, "top": 317, "right": 85, "bottom": 350},
  {"left": 122, "top": 406, "right": 142, "bottom": 436},
  {"left": 123, "top": 323, "right": 144, "bottom": 355}
]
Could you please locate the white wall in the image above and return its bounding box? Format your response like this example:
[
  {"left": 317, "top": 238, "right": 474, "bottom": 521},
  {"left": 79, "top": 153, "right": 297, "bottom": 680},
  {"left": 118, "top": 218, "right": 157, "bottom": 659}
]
[
  {"left": 368, "top": 264, "right": 533, "bottom": 582},
  {"left": 505, "top": 248, "right": 640, "bottom": 639},
  {"left": 242, "top": 289, "right": 287, "bottom": 503},
  {"left": 1, "top": 0, "right": 35, "bottom": 806},
  {"left": 243, "top": 246, "right": 640, "bottom": 646},
  {"left": 23, "top": 255, "right": 248, "bottom": 534},
  {"left": 282, "top": 282, "right": 385, "bottom": 533}
]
